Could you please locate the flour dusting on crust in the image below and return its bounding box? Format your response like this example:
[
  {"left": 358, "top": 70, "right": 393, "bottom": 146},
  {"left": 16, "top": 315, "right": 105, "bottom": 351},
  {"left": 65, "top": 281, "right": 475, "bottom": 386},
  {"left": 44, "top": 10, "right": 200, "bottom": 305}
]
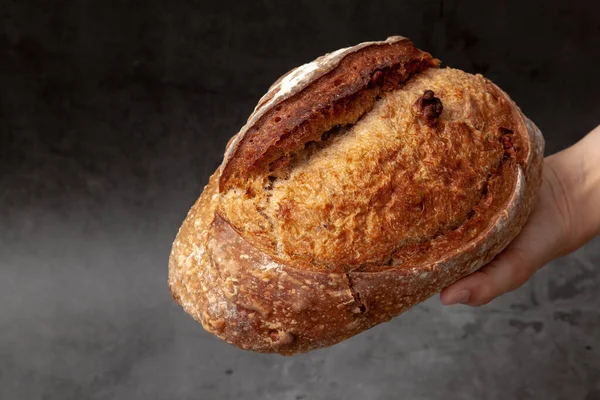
[{"left": 220, "top": 36, "right": 408, "bottom": 177}]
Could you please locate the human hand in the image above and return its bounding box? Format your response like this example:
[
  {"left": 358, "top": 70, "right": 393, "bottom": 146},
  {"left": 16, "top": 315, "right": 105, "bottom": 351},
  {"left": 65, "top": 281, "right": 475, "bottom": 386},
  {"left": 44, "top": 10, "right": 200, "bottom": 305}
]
[{"left": 440, "top": 125, "right": 600, "bottom": 306}]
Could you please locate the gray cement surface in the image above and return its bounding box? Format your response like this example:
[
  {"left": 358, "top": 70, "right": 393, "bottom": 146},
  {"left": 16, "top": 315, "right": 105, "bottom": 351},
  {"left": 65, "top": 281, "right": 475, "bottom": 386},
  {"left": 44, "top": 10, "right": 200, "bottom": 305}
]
[{"left": 1, "top": 1, "right": 599, "bottom": 399}]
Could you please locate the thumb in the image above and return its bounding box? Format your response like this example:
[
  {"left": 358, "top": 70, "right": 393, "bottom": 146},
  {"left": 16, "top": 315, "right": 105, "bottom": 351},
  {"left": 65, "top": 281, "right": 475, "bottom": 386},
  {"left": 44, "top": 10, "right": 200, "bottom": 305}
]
[{"left": 440, "top": 242, "right": 540, "bottom": 306}]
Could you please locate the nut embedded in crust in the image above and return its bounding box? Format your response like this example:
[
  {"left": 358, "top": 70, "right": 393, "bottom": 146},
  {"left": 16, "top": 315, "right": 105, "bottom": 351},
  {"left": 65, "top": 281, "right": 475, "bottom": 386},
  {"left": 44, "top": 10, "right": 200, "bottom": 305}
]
[
  {"left": 501, "top": 130, "right": 516, "bottom": 159},
  {"left": 412, "top": 89, "right": 443, "bottom": 126},
  {"left": 268, "top": 330, "right": 295, "bottom": 348},
  {"left": 369, "top": 70, "right": 385, "bottom": 88}
]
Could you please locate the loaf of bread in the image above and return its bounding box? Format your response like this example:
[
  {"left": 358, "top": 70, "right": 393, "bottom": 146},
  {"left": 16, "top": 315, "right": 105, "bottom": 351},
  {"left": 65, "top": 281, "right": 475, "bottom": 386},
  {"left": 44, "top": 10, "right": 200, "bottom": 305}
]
[{"left": 168, "top": 36, "right": 544, "bottom": 355}]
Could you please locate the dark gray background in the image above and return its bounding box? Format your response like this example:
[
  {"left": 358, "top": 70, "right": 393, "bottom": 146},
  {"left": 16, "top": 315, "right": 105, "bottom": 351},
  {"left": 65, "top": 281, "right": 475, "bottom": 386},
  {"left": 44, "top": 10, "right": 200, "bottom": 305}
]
[{"left": 1, "top": 1, "right": 599, "bottom": 399}]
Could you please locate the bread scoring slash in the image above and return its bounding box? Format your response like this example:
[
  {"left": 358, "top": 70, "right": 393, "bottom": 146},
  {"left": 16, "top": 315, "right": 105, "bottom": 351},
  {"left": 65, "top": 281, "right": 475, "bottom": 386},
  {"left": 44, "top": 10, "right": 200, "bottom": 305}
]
[{"left": 168, "top": 36, "right": 545, "bottom": 355}]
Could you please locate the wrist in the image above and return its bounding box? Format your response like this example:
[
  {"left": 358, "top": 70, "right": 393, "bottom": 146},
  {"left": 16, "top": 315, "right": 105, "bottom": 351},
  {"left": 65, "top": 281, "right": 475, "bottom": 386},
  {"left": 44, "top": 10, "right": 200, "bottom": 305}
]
[{"left": 547, "top": 125, "right": 600, "bottom": 255}]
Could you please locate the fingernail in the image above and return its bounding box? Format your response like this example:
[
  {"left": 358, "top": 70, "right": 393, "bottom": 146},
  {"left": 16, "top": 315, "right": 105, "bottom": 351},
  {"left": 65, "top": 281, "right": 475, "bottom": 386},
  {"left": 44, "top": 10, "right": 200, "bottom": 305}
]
[{"left": 444, "top": 290, "right": 471, "bottom": 306}]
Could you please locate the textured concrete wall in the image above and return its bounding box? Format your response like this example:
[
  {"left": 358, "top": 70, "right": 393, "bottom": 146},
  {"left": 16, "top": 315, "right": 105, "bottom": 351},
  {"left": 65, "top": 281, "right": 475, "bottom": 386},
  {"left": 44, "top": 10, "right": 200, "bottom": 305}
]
[{"left": 1, "top": 1, "right": 599, "bottom": 399}]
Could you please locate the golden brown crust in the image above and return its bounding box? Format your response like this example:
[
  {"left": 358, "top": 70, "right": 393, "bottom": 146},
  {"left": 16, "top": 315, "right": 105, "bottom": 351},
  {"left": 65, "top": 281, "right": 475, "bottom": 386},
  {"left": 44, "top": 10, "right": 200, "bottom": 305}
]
[
  {"left": 168, "top": 37, "right": 545, "bottom": 355},
  {"left": 218, "top": 68, "right": 532, "bottom": 271}
]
